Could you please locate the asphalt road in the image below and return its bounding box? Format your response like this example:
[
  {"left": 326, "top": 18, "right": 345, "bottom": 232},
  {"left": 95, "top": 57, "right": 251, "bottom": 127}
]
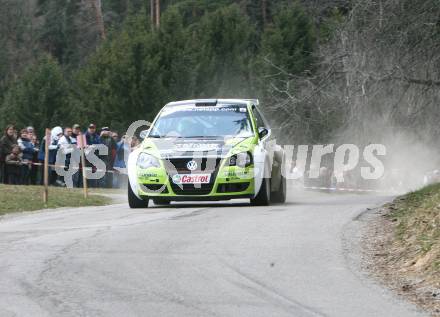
[{"left": 0, "top": 190, "right": 428, "bottom": 317}]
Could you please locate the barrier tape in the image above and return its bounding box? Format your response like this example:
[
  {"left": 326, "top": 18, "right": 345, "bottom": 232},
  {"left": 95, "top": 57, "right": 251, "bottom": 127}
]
[
  {"left": 8, "top": 161, "right": 127, "bottom": 175},
  {"left": 303, "top": 186, "right": 393, "bottom": 194}
]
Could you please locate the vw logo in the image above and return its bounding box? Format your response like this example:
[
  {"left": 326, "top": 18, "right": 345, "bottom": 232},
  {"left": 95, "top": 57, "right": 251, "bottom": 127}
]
[{"left": 186, "top": 160, "right": 198, "bottom": 171}]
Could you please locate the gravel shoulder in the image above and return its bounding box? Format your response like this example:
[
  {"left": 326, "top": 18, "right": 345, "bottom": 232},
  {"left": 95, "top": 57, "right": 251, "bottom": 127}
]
[{"left": 361, "top": 187, "right": 440, "bottom": 316}]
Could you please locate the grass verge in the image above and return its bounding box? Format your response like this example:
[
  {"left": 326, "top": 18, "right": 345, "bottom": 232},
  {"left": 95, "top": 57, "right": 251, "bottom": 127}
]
[
  {"left": 0, "top": 184, "right": 110, "bottom": 215},
  {"left": 387, "top": 184, "right": 440, "bottom": 281},
  {"left": 366, "top": 183, "right": 440, "bottom": 315}
]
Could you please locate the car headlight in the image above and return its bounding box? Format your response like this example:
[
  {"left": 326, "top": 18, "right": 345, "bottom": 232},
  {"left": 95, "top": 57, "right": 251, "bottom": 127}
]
[
  {"left": 229, "top": 152, "right": 252, "bottom": 168},
  {"left": 137, "top": 153, "right": 160, "bottom": 169}
]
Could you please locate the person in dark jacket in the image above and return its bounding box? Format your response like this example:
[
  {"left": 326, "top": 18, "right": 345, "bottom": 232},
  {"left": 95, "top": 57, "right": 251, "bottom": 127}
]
[
  {"left": 99, "top": 127, "right": 116, "bottom": 188},
  {"left": 113, "top": 135, "right": 130, "bottom": 188},
  {"left": 84, "top": 124, "right": 101, "bottom": 145},
  {"left": 0, "top": 125, "right": 18, "bottom": 184},
  {"left": 84, "top": 124, "right": 102, "bottom": 187},
  {"left": 29, "top": 134, "right": 40, "bottom": 185},
  {"left": 18, "top": 129, "right": 36, "bottom": 185},
  {"left": 5, "top": 145, "right": 22, "bottom": 185}
]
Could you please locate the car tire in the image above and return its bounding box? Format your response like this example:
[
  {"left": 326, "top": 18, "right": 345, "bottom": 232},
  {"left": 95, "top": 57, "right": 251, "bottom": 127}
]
[
  {"left": 128, "top": 183, "right": 148, "bottom": 208},
  {"left": 271, "top": 174, "right": 286, "bottom": 203},
  {"left": 153, "top": 198, "right": 171, "bottom": 206},
  {"left": 251, "top": 177, "right": 271, "bottom": 206}
]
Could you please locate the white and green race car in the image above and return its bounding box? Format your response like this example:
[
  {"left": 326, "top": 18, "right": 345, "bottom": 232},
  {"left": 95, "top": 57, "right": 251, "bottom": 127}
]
[{"left": 127, "top": 99, "right": 286, "bottom": 208}]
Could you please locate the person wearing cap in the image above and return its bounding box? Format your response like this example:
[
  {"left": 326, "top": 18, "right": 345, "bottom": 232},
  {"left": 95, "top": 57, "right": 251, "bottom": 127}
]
[
  {"left": 26, "top": 127, "right": 35, "bottom": 143},
  {"left": 85, "top": 124, "right": 101, "bottom": 145},
  {"left": 84, "top": 124, "right": 102, "bottom": 187},
  {"left": 72, "top": 124, "right": 81, "bottom": 140}
]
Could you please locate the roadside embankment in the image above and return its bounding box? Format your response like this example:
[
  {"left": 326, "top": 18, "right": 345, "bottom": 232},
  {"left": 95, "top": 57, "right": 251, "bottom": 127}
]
[{"left": 364, "top": 184, "right": 440, "bottom": 316}]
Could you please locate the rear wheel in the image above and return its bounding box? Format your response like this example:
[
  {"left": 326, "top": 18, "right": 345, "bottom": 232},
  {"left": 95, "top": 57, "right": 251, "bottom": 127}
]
[
  {"left": 251, "top": 177, "right": 271, "bottom": 206},
  {"left": 271, "top": 174, "right": 286, "bottom": 203},
  {"left": 128, "top": 183, "right": 148, "bottom": 208}
]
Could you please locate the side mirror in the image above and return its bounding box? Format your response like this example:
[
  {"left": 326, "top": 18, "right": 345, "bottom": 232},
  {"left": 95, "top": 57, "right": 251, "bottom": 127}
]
[
  {"left": 139, "top": 129, "right": 150, "bottom": 139},
  {"left": 258, "top": 127, "right": 269, "bottom": 139}
]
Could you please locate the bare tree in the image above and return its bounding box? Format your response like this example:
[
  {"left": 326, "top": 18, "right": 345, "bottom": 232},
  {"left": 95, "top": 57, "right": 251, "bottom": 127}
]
[
  {"left": 155, "top": 0, "right": 160, "bottom": 27},
  {"left": 90, "top": 0, "right": 106, "bottom": 39},
  {"left": 261, "top": 0, "right": 267, "bottom": 26},
  {"left": 264, "top": 0, "right": 440, "bottom": 145},
  {"left": 150, "top": 0, "right": 155, "bottom": 26}
]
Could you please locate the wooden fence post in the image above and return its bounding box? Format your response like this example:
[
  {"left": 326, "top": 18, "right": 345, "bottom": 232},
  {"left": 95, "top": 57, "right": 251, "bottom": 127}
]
[
  {"left": 43, "top": 128, "right": 50, "bottom": 204},
  {"left": 78, "top": 132, "right": 88, "bottom": 199}
]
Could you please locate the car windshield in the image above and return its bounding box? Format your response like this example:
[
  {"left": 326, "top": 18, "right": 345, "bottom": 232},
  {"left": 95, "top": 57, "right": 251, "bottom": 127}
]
[{"left": 149, "top": 104, "right": 254, "bottom": 138}]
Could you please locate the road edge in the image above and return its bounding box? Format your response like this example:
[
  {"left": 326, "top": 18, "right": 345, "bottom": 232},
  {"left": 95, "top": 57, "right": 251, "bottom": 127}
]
[{"left": 341, "top": 198, "right": 430, "bottom": 317}]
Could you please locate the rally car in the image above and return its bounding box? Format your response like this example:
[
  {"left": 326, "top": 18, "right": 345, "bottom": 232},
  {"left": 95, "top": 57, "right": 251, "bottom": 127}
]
[{"left": 127, "top": 99, "right": 286, "bottom": 208}]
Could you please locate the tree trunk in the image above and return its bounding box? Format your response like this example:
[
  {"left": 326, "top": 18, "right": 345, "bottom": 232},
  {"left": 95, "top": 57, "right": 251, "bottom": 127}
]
[
  {"left": 150, "top": 0, "right": 155, "bottom": 27},
  {"left": 155, "top": 0, "right": 160, "bottom": 27},
  {"left": 261, "top": 0, "right": 267, "bottom": 26},
  {"left": 91, "top": 0, "right": 105, "bottom": 39}
]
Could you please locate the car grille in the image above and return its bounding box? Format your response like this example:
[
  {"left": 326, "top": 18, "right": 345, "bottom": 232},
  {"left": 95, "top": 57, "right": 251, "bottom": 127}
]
[
  {"left": 165, "top": 157, "right": 222, "bottom": 196},
  {"left": 164, "top": 157, "right": 222, "bottom": 173},
  {"left": 169, "top": 181, "right": 214, "bottom": 195}
]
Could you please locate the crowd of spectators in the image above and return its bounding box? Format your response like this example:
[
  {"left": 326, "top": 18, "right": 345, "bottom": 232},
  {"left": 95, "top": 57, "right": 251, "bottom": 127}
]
[{"left": 0, "top": 123, "right": 140, "bottom": 188}]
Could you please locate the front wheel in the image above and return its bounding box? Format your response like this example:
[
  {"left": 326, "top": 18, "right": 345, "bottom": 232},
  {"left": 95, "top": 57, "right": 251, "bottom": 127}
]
[
  {"left": 128, "top": 183, "right": 148, "bottom": 208},
  {"left": 251, "top": 177, "right": 271, "bottom": 206}
]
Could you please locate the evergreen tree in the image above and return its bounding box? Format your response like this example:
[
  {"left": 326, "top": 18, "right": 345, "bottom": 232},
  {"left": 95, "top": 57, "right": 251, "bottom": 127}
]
[
  {"left": 73, "top": 14, "right": 166, "bottom": 132},
  {"left": 260, "top": 2, "right": 316, "bottom": 78},
  {"left": 0, "top": 55, "right": 71, "bottom": 135},
  {"left": 193, "top": 4, "right": 257, "bottom": 97}
]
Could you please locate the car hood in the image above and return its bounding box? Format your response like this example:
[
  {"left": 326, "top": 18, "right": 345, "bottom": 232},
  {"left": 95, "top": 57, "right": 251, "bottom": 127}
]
[{"left": 142, "top": 137, "right": 256, "bottom": 159}]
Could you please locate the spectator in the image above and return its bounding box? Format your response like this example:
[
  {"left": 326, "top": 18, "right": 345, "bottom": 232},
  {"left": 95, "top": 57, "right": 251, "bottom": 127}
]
[
  {"left": 59, "top": 127, "right": 77, "bottom": 186},
  {"left": 84, "top": 124, "right": 101, "bottom": 187},
  {"left": 17, "top": 129, "right": 36, "bottom": 185},
  {"left": 50, "top": 127, "right": 64, "bottom": 186},
  {"left": 85, "top": 123, "right": 101, "bottom": 145},
  {"left": 59, "top": 127, "right": 76, "bottom": 152},
  {"left": 26, "top": 126, "right": 35, "bottom": 135},
  {"left": 72, "top": 124, "right": 81, "bottom": 140},
  {"left": 5, "top": 145, "right": 22, "bottom": 185},
  {"left": 131, "top": 136, "right": 140, "bottom": 149},
  {"left": 99, "top": 127, "right": 116, "bottom": 188},
  {"left": 71, "top": 124, "right": 82, "bottom": 188},
  {"left": 38, "top": 127, "right": 63, "bottom": 186},
  {"left": 111, "top": 132, "right": 119, "bottom": 143},
  {"left": 113, "top": 135, "right": 130, "bottom": 188},
  {"left": 30, "top": 134, "right": 40, "bottom": 185},
  {"left": 0, "top": 125, "right": 18, "bottom": 184}
]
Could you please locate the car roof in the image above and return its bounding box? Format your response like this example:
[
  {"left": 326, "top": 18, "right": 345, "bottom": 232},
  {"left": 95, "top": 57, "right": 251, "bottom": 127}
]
[{"left": 165, "top": 99, "right": 259, "bottom": 107}]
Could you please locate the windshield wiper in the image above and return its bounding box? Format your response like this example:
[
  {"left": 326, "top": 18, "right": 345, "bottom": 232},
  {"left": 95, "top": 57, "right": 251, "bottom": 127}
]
[{"left": 184, "top": 136, "right": 219, "bottom": 139}]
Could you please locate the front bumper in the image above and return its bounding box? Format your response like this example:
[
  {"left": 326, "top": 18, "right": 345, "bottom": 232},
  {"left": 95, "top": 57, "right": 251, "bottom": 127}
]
[{"left": 136, "top": 159, "right": 255, "bottom": 200}]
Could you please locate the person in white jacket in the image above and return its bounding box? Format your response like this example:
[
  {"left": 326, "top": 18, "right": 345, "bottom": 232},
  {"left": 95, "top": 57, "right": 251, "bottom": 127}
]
[
  {"left": 58, "top": 127, "right": 76, "bottom": 154},
  {"left": 58, "top": 127, "right": 79, "bottom": 187}
]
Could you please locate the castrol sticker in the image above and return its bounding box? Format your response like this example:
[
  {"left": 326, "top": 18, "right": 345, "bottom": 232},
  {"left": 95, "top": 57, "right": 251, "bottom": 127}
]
[{"left": 172, "top": 174, "right": 211, "bottom": 184}]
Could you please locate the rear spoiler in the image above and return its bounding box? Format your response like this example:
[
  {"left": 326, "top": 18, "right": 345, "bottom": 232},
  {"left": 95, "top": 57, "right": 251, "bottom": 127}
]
[{"left": 245, "top": 99, "right": 259, "bottom": 106}]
